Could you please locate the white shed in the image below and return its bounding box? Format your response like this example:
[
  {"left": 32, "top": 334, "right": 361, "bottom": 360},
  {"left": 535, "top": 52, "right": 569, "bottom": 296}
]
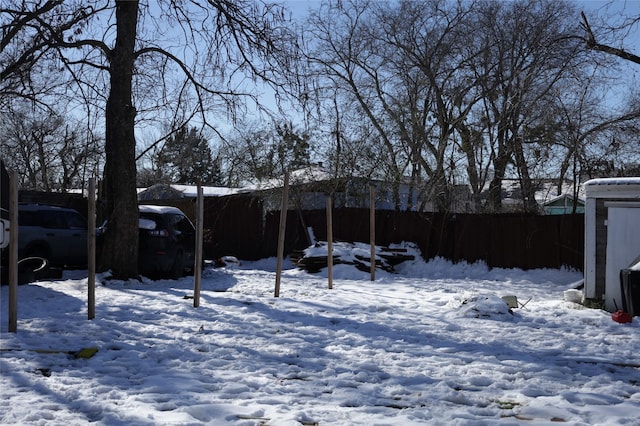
[{"left": 584, "top": 177, "right": 640, "bottom": 311}]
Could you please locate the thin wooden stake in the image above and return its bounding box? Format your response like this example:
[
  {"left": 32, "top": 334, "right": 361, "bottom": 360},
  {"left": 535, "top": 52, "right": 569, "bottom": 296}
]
[
  {"left": 370, "top": 185, "right": 376, "bottom": 281},
  {"left": 88, "top": 177, "right": 96, "bottom": 320},
  {"left": 275, "top": 172, "right": 289, "bottom": 297},
  {"left": 326, "top": 196, "right": 333, "bottom": 290},
  {"left": 193, "top": 183, "right": 204, "bottom": 307},
  {"left": 8, "top": 171, "right": 18, "bottom": 332}
]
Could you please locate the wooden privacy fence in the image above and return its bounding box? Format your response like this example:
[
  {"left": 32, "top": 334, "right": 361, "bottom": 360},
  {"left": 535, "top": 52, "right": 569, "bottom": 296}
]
[
  {"left": 277, "top": 209, "right": 584, "bottom": 271},
  {"left": 12, "top": 191, "right": 585, "bottom": 271},
  {"left": 170, "top": 195, "right": 584, "bottom": 271}
]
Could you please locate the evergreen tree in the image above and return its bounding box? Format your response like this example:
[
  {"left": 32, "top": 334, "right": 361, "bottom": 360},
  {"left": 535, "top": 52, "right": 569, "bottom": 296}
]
[
  {"left": 275, "top": 122, "right": 310, "bottom": 172},
  {"left": 156, "top": 127, "right": 223, "bottom": 185}
]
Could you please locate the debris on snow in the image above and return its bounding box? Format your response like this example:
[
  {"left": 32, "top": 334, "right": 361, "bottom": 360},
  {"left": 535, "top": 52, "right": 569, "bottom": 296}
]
[{"left": 293, "top": 241, "right": 417, "bottom": 273}]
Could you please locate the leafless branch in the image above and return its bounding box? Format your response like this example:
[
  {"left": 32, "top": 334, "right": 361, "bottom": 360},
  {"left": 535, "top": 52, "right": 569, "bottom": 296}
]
[{"left": 581, "top": 11, "right": 640, "bottom": 65}]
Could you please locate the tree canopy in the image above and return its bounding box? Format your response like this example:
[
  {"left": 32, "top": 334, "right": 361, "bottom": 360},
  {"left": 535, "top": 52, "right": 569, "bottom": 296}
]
[{"left": 154, "top": 127, "right": 223, "bottom": 186}]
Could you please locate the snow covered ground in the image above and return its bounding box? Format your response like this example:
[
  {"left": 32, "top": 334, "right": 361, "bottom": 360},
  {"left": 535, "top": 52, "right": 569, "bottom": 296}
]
[{"left": 1, "top": 245, "right": 640, "bottom": 425}]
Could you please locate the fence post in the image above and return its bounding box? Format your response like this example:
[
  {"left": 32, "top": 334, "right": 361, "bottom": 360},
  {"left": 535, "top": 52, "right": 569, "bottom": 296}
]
[
  {"left": 193, "top": 183, "right": 204, "bottom": 307},
  {"left": 88, "top": 177, "right": 96, "bottom": 320},
  {"left": 370, "top": 185, "right": 376, "bottom": 281},
  {"left": 327, "top": 196, "right": 333, "bottom": 290},
  {"left": 274, "top": 172, "right": 289, "bottom": 297},
  {"left": 8, "top": 171, "right": 19, "bottom": 332}
]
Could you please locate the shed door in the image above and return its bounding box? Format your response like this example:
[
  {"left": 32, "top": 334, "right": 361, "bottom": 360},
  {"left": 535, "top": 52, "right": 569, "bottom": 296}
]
[{"left": 605, "top": 206, "right": 640, "bottom": 311}]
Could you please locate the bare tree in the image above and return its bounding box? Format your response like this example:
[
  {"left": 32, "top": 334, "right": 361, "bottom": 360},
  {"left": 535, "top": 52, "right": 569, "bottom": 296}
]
[
  {"left": 0, "top": 100, "right": 102, "bottom": 191},
  {"left": 376, "top": 0, "right": 482, "bottom": 212},
  {"left": 298, "top": 0, "right": 640, "bottom": 215},
  {"left": 0, "top": 1, "right": 98, "bottom": 107},
  {"left": 304, "top": 0, "right": 404, "bottom": 209},
  {"left": 535, "top": 63, "right": 638, "bottom": 212},
  {"left": 305, "top": 0, "right": 480, "bottom": 211},
  {"left": 1, "top": 0, "right": 297, "bottom": 279},
  {"left": 464, "top": 0, "right": 586, "bottom": 213},
  {"left": 219, "top": 120, "right": 312, "bottom": 186}
]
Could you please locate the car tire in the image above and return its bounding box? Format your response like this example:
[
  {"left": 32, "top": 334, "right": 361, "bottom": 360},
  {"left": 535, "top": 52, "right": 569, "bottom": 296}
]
[
  {"left": 170, "top": 249, "right": 184, "bottom": 279},
  {"left": 25, "top": 244, "right": 50, "bottom": 263}
]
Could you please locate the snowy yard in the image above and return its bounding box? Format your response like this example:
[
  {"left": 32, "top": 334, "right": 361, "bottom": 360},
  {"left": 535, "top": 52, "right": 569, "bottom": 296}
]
[{"left": 1, "top": 246, "right": 640, "bottom": 425}]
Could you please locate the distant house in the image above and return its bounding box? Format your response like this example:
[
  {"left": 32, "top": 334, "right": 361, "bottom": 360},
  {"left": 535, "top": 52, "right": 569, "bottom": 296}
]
[
  {"left": 137, "top": 173, "right": 586, "bottom": 216},
  {"left": 475, "top": 178, "right": 585, "bottom": 214},
  {"left": 543, "top": 194, "right": 585, "bottom": 215},
  {"left": 137, "top": 183, "right": 241, "bottom": 201},
  {"left": 234, "top": 165, "right": 413, "bottom": 211}
]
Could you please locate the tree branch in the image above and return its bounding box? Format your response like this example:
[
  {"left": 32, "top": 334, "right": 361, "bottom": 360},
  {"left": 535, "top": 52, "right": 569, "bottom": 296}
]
[{"left": 581, "top": 11, "right": 640, "bottom": 65}]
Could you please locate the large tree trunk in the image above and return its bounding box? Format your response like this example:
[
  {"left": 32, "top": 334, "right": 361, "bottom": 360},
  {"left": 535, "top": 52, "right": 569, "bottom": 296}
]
[
  {"left": 512, "top": 135, "right": 538, "bottom": 214},
  {"left": 100, "top": 0, "right": 139, "bottom": 279},
  {"left": 487, "top": 143, "right": 509, "bottom": 213},
  {"left": 456, "top": 121, "right": 482, "bottom": 211}
]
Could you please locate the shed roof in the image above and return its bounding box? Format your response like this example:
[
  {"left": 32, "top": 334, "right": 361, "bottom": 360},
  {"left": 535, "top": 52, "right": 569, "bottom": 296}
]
[
  {"left": 584, "top": 177, "right": 640, "bottom": 198},
  {"left": 543, "top": 193, "right": 585, "bottom": 207}
]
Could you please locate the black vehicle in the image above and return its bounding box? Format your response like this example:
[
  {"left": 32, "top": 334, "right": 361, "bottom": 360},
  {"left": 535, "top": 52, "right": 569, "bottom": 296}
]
[
  {"left": 17, "top": 203, "right": 88, "bottom": 268},
  {"left": 137, "top": 205, "right": 196, "bottom": 279}
]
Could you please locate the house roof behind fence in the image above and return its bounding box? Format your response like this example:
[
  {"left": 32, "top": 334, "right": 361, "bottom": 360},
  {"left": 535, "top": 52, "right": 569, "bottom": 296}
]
[
  {"left": 242, "top": 166, "right": 333, "bottom": 191},
  {"left": 137, "top": 183, "right": 242, "bottom": 200}
]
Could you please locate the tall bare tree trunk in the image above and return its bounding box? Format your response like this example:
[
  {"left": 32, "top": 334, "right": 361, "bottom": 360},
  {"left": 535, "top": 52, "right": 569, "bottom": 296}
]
[
  {"left": 512, "top": 135, "right": 538, "bottom": 213},
  {"left": 487, "top": 128, "right": 510, "bottom": 213},
  {"left": 456, "top": 121, "right": 482, "bottom": 211},
  {"left": 100, "top": 0, "right": 139, "bottom": 279}
]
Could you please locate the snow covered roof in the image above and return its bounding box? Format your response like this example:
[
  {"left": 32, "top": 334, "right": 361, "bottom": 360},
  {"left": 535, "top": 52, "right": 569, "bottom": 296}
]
[
  {"left": 480, "top": 178, "right": 584, "bottom": 205},
  {"left": 543, "top": 193, "right": 585, "bottom": 207},
  {"left": 138, "top": 183, "right": 242, "bottom": 200},
  {"left": 585, "top": 177, "right": 640, "bottom": 186},
  {"left": 242, "top": 166, "right": 333, "bottom": 191},
  {"left": 170, "top": 184, "right": 241, "bottom": 197},
  {"left": 139, "top": 204, "right": 186, "bottom": 215},
  {"left": 584, "top": 177, "right": 640, "bottom": 198}
]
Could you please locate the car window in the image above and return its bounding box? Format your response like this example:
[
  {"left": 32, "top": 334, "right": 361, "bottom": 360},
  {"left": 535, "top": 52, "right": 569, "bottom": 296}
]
[
  {"left": 20, "top": 209, "right": 76, "bottom": 228},
  {"left": 47, "top": 212, "right": 68, "bottom": 229},
  {"left": 169, "top": 214, "right": 194, "bottom": 235},
  {"left": 65, "top": 212, "right": 86, "bottom": 229},
  {"left": 23, "top": 211, "right": 60, "bottom": 229},
  {"left": 139, "top": 213, "right": 161, "bottom": 230},
  {"left": 139, "top": 218, "right": 157, "bottom": 230},
  {"left": 18, "top": 211, "right": 38, "bottom": 226}
]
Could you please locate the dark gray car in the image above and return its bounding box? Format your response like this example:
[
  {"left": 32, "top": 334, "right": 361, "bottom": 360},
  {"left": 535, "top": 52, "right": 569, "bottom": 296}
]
[
  {"left": 137, "top": 205, "right": 196, "bottom": 279},
  {"left": 17, "top": 204, "right": 88, "bottom": 268},
  {"left": 96, "top": 205, "right": 196, "bottom": 279}
]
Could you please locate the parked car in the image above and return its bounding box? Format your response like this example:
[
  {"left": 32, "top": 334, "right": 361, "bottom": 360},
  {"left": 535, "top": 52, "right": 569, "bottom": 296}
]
[
  {"left": 98, "top": 205, "right": 196, "bottom": 279},
  {"left": 137, "top": 205, "right": 196, "bottom": 279},
  {"left": 16, "top": 203, "right": 88, "bottom": 268}
]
